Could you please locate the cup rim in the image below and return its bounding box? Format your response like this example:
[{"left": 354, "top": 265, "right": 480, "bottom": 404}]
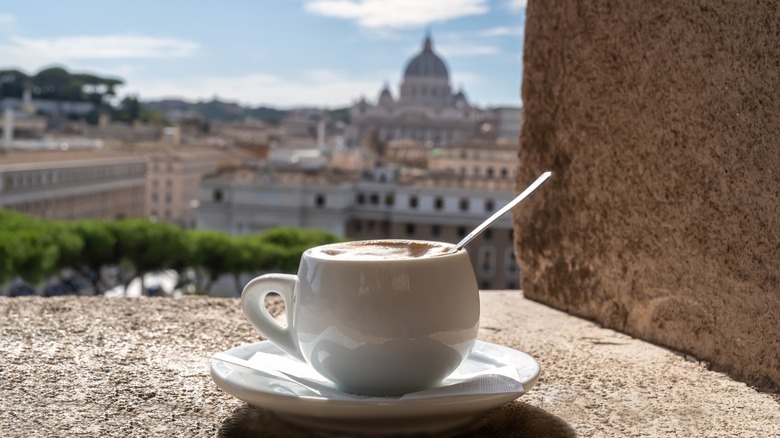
[{"left": 304, "top": 239, "right": 464, "bottom": 262}]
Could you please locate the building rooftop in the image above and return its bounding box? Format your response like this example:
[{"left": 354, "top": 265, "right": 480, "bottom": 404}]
[
  {"left": 203, "top": 165, "right": 516, "bottom": 192},
  {"left": 404, "top": 35, "right": 449, "bottom": 80},
  {"left": 0, "top": 148, "right": 143, "bottom": 166}
]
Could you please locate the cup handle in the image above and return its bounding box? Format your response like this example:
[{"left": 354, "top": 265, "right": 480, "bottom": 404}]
[{"left": 241, "top": 274, "right": 305, "bottom": 362}]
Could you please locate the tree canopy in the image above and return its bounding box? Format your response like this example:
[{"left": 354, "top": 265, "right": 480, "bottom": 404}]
[
  {"left": 0, "top": 67, "right": 123, "bottom": 103},
  {"left": 0, "top": 209, "right": 344, "bottom": 295}
]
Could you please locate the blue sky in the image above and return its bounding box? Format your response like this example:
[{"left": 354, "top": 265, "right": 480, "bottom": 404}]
[{"left": 0, "top": 0, "right": 526, "bottom": 109}]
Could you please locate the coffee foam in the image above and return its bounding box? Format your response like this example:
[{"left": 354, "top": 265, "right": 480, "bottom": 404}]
[{"left": 311, "top": 240, "right": 453, "bottom": 260}]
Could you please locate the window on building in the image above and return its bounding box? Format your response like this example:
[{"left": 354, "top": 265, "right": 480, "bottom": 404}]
[
  {"left": 460, "top": 150, "right": 467, "bottom": 159},
  {"left": 501, "top": 168, "right": 509, "bottom": 178},
  {"left": 478, "top": 246, "right": 497, "bottom": 276},
  {"left": 384, "top": 193, "right": 395, "bottom": 206},
  {"left": 213, "top": 189, "right": 223, "bottom": 202},
  {"left": 434, "top": 197, "right": 444, "bottom": 210},
  {"left": 457, "top": 226, "right": 467, "bottom": 238},
  {"left": 459, "top": 198, "right": 469, "bottom": 212},
  {"left": 370, "top": 193, "right": 379, "bottom": 205},
  {"left": 151, "top": 193, "right": 158, "bottom": 203},
  {"left": 367, "top": 220, "right": 376, "bottom": 231},
  {"left": 356, "top": 193, "right": 365, "bottom": 204},
  {"left": 406, "top": 223, "right": 415, "bottom": 235},
  {"left": 315, "top": 194, "right": 326, "bottom": 208},
  {"left": 506, "top": 280, "right": 518, "bottom": 290},
  {"left": 353, "top": 220, "right": 362, "bottom": 232},
  {"left": 474, "top": 167, "right": 480, "bottom": 176},
  {"left": 484, "top": 229, "right": 493, "bottom": 240},
  {"left": 431, "top": 224, "right": 441, "bottom": 236},
  {"left": 481, "top": 280, "right": 492, "bottom": 290},
  {"left": 485, "top": 199, "right": 495, "bottom": 212},
  {"left": 487, "top": 167, "right": 495, "bottom": 178},
  {"left": 409, "top": 196, "right": 418, "bottom": 209},
  {"left": 505, "top": 248, "right": 520, "bottom": 277}
]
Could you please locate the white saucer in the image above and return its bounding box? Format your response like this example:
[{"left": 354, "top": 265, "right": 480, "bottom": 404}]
[{"left": 211, "top": 340, "right": 540, "bottom": 435}]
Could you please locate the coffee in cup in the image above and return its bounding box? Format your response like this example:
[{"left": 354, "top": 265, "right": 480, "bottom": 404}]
[{"left": 241, "top": 239, "right": 480, "bottom": 396}]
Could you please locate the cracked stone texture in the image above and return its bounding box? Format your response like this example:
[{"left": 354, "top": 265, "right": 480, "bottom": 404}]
[
  {"left": 1, "top": 294, "right": 778, "bottom": 437},
  {"left": 515, "top": 0, "right": 780, "bottom": 389}
]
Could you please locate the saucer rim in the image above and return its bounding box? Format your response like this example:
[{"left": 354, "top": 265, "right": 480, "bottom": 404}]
[{"left": 211, "top": 339, "right": 540, "bottom": 420}]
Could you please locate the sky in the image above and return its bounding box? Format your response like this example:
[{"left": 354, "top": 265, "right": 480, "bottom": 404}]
[{"left": 0, "top": 0, "right": 526, "bottom": 109}]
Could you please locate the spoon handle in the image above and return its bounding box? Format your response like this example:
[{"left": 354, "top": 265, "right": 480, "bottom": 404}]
[{"left": 452, "top": 171, "right": 552, "bottom": 253}]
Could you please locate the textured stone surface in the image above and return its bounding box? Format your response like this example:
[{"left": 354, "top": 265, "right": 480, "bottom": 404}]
[
  {"left": 515, "top": 0, "right": 780, "bottom": 389},
  {"left": 1, "top": 294, "right": 778, "bottom": 437}
]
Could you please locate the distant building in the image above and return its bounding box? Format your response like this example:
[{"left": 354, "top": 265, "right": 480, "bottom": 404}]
[
  {"left": 138, "top": 144, "right": 251, "bottom": 228},
  {"left": 429, "top": 138, "right": 518, "bottom": 179},
  {"left": 81, "top": 119, "right": 163, "bottom": 143},
  {"left": 0, "top": 149, "right": 147, "bottom": 220},
  {"left": 1, "top": 108, "right": 47, "bottom": 143},
  {"left": 346, "top": 34, "right": 521, "bottom": 149},
  {"left": 197, "top": 166, "right": 520, "bottom": 289},
  {"left": 0, "top": 97, "right": 95, "bottom": 117}
]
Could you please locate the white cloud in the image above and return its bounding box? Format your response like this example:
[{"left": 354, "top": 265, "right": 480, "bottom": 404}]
[
  {"left": 437, "top": 43, "right": 498, "bottom": 57},
  {"left": 507, "top": 0, "right": 527, "bottom": 11},
  {"left": 124, "top": 70, "right": 382, "bottom": 108},
  {"left": 0, "top": 35, "right": 198, "bottom": 70},
  {"left": 478, "top": 26, "right": 523, "bottom": 37},
  {"left": 304, "top": 0, "right": 489, "bottom": 29}
]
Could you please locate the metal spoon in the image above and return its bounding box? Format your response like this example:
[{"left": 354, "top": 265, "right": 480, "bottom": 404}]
[{"left": 449, "top": 171, "right": 552, "bottom": 253}]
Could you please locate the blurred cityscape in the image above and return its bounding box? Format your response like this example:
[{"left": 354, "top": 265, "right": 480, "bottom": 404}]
[{"left": 0, "top": 34, "right": 522, "bottom": 295}]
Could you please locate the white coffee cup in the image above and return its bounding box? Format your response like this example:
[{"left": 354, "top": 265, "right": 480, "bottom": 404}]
[{"left": 241, "top": 239, "right": 480, "bottom": 396}]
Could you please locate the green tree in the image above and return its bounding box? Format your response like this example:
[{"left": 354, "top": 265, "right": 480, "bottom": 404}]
[
  {"left": 49, "top": 222, "right": 85, "bottom": 272},
  {"left": 109, "top": 220, "right": 190, "bottom": 296},
  {"left": 33, "top": 67, "right": 80, "bottom": 101},
  {"left": 0, "top": 209, "right": 344, "bottom": 296},
  {"left": 114, "top": 96, "right": 142, "bottom": 122},
  {"left": 70, "top": 221, "right": 119, "bottom": 293},
  {"left": 0, "top": 69, "right": 28, "bottom": 98},
  {"left": 190, "top": 230, "right": 238, "bottom": 292},
  {"left": 0, "top": 210, "right": 64, "bottom": 284},
  {"left": 254, "top": 227, "right": 343, "bottom": 273}
]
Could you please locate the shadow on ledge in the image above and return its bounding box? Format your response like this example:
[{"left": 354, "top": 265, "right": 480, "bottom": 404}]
[{"left": 218, "top": 401, "right": 576, "bottom": 437}]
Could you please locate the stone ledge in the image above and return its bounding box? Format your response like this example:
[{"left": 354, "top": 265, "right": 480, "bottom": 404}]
[{"left": 1, "top": 292, "right": 777, "bottom": 437}]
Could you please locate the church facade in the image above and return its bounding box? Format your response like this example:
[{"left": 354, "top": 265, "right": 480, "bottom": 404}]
[{"left": 345, "top": 35, "right": 519, "bottom": 149}]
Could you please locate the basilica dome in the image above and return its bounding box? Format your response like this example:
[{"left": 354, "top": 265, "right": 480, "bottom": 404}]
[{"left": 403, "top": 36, "right": 449, "bottom": 80}]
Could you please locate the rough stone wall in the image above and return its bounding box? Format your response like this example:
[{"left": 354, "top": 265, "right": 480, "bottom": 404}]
[{"left": 515, "top": 0, "right": 779, "bottom": 388}]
